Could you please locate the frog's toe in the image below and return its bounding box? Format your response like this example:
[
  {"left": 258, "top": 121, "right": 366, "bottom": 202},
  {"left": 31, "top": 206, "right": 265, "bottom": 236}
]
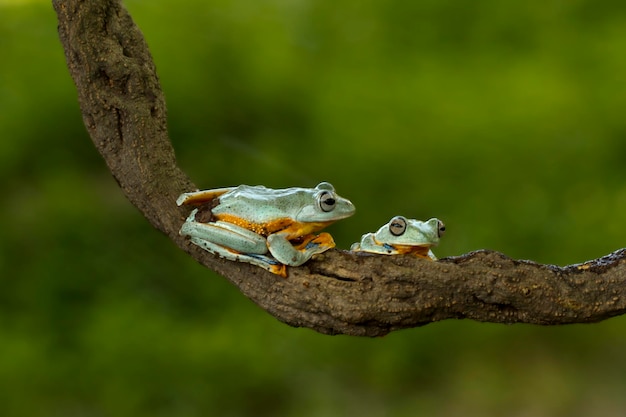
[
  {"left": 269, "top": 264, "right": 288, "bottom": 278},
  {"left": 304, "top": 239, "right": 335, "bottom": 255},
  {"left": 245, "top": 253, "right": 289, "bottom": 277},
  {"left": 305, "top": 241, "right": 333, "bottom": 252},
  {"left": 310, "top": 232, "right": 336, "bottom": 248},
  {"left": 301, "top": 233, "right": 336, "bottom": 256}
]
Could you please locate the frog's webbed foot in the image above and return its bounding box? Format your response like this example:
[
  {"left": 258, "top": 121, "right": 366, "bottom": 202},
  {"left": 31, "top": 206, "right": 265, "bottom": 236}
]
[
  {"left": 293, "top": 232, "right": 336, "bottom": 252},
  {"left": 246, "top": 253, "right": 288, "bottom": 277},
  {"left": 268, "top": 232, "right": 336, "bottom": 267},
  {"left": 349, "top": 242, "right": 362, "bottom": 252},
  {"left": 188, "top": 237, "right": 288, "bottom": 277}
]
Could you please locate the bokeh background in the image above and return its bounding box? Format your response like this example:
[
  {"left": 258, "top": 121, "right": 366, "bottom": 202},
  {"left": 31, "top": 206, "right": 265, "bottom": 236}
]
[{"left": 2, "top": 0, "right": 626, "bottom": 416}]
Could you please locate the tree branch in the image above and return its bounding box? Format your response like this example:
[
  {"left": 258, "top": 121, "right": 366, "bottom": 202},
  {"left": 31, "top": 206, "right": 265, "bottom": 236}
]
[{"left": 53, "top": 0, "right": 626, "bottom": 337}]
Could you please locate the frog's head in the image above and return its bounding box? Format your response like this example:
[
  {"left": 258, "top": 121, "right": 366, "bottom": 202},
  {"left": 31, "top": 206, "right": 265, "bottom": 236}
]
[
  {"left": 375, "top": 216, "right": 445, "bottom": 247},
  {"left": 295, "top": 182, "right": 355, "bottom": 223}
]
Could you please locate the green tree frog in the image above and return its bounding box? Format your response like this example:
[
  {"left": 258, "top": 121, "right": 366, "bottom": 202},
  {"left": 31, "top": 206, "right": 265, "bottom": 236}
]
[
  {"left": 351, "top": 216, "right": 445, "bottom": 260},
  {"left": 177, "top": 182, "right": 355, "bottom": 277}
]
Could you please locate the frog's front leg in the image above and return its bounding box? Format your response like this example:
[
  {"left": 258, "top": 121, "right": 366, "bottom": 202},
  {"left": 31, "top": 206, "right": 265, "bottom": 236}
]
[{"left": 267, "top": 232, "right": 336, "bottom": 267}]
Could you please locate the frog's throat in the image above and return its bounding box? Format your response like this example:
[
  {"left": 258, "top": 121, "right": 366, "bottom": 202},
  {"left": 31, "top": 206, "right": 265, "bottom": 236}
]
[
  {"left": 391, "top": 244, "right": 433, "bottom": 259},
  {"left": 214, "top": 214, "right": 335, "bottom": 238}
]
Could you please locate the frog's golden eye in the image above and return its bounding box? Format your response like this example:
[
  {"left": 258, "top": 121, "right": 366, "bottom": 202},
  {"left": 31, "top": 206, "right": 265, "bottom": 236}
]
[
  {"left": 437, "top": 220, "right": 446, "bottom": 238},
  {"left": 318, "top": 191, "right": 336, "bottom": 212},
  {"left": 389, "top": 216, "right": 407, "bottom": 236}
]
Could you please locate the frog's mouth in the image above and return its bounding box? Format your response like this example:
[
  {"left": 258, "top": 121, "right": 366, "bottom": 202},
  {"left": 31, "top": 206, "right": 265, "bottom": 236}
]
[{"left": 392, "top": 244, "right": 433, "bottom": 259}]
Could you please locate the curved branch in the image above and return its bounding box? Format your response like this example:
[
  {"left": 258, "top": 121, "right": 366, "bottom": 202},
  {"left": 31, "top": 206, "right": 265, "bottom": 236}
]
[{"left": 53, "top": 0, "right": 626, "bottom": 337}]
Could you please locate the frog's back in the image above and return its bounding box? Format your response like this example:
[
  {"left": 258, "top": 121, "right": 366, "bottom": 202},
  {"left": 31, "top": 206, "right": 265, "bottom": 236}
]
[{"left": 215, "top": 185, "right": 312, "bottom": 222}]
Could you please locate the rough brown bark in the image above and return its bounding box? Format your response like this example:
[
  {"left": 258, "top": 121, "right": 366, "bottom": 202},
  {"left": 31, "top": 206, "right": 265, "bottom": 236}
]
[{"left": 53, "top": 0, "right": 626, "bottom": 337}]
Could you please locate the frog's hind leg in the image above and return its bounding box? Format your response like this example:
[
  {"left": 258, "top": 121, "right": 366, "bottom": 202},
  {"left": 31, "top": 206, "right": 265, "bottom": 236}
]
[
  {"left": 176, "top": 187, "right": 235, "bottom": 206},
  {"left": 180, "top": 212, "right": 268, "bottom": 254},
  {"left": 180, "top": 210, "right": 287, "bottom": 276}
]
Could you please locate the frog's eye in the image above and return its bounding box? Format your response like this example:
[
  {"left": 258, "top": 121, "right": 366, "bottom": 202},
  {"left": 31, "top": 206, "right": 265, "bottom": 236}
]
[
  {"left": 318, "top": 191, "right": 337, "bottom": 212},
  {"left": 437, "top": 220, "right": 446, "bottom": 238},
  {"left": 316, "top": 182, "right": 335, "bottom": 192},
  {"left": 389, "top": 216, "right": 407, "bottom": 236}
]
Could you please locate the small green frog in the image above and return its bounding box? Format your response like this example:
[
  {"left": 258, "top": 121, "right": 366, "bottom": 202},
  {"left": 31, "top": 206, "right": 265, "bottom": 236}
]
[
  {"left": 177, "top": 182, "right": 355, "bottom": 277},
  {"left": 351, "top": 216, "right": 445, "bottom": 260}
]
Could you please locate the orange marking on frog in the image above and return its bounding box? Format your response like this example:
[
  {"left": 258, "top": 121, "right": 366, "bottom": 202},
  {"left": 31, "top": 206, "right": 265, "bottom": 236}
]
[
  {"left": 391, "top": 244, "right": 433, "bottom": 259},
  {"left": 269, "top": 264, "right": 288, "bottom": 278},
  {"left": 292, "top": 232, "right": 336, "bottom": 250},
  {"left": 215, "top": 214, "right": 334, "bottom": 239}
]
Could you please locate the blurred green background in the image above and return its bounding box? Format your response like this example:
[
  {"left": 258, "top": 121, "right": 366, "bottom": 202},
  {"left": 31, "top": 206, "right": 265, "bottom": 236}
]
[{"left": 2, "top": 0, "right": 626, "bottom": 416}]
